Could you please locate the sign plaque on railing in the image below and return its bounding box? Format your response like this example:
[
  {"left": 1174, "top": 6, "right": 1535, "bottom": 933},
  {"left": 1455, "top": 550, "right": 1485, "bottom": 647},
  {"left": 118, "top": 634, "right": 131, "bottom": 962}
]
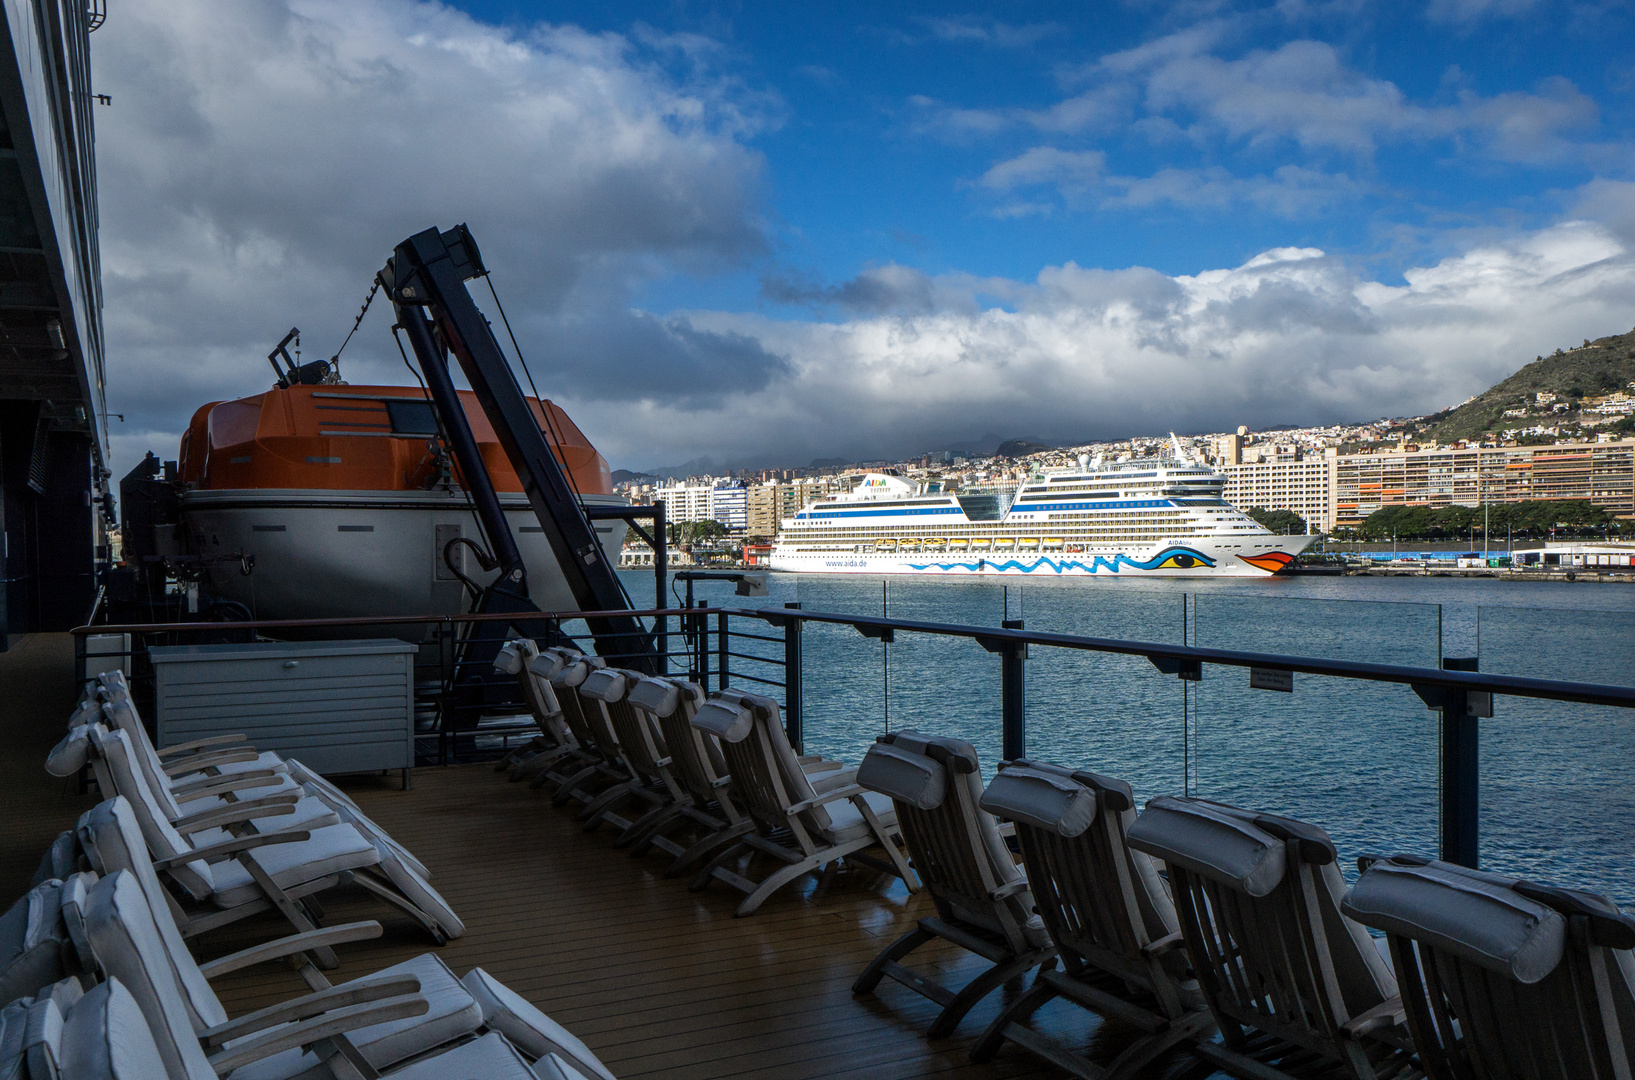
[{"left": 1249, "top": 667, "right": 1293, "bottom": 693}]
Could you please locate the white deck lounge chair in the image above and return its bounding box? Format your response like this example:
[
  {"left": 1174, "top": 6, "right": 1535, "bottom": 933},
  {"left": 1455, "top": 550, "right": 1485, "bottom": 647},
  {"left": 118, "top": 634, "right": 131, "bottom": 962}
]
[
  {"left": 574, "top": 668, "right": 678, "bottom": 835},
  {"left": 95, "top": 678, "right": 436, "bottom": 885},
  {"left": 1126, "top": 796, "right": 1420, "bottom": 1080},
  {"left": 0, "top": 874, "right": 97, "bottom": 1006},
  {"left": 70, "top": 799, "right": 611, "bottom": 1080},
  {"left": 17, "top": 975, "right": 591, "bottom": 1080},
  {"left": 615, "top": 676, "right": 740, "bottom": 864},
  {"left": 532, "top": 653, "right": 625, "bottom": 798},
  {"left": 67, "top": 725, "right": 457, "bottom": 951},
  {"left": 970, "top": 760, "right": 1214, "bottom": 1076},
  {"left": 851, "top": 732, "right": 1056, "bottom": 1038},
  {"left": 1342, "top": 855, "right": 1635, "bottom": 1080},
  {"left": 491, "top": 639, "right": 569, "bottom": 778},
  {"left": 74, "top": 869, "right": 616, "bottom": 1080},
  {"left": 689, "top": 688, "right": 917, "bottom": 917}
]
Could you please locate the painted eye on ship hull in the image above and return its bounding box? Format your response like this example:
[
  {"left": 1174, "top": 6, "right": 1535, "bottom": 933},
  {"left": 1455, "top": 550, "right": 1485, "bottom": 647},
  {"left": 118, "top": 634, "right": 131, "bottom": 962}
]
[{"left": 1150, "top": 548, "right": 1214, "bottom": 569}]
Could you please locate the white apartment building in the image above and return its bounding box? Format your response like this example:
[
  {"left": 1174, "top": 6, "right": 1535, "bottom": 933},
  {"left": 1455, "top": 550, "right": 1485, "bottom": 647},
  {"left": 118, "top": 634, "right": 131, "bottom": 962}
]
[
  {"left": 651, "top": 478, "right": 749, "bottom": 530},
  {"left": 1219, "top": 449, "right": 1336, "bottom": 533}
]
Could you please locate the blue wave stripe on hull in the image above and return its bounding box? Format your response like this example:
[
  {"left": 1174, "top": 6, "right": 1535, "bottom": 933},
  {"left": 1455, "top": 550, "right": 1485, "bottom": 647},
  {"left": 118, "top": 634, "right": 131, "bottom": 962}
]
[{"left": 905, "top": 547, "right": 1216, "bottom": 573}]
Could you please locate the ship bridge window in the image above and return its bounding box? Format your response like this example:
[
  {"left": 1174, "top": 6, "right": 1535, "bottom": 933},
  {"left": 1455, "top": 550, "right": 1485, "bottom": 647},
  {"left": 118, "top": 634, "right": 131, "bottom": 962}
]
[{"left": 385, "top": 399, "right": 440, "bottom": 435}]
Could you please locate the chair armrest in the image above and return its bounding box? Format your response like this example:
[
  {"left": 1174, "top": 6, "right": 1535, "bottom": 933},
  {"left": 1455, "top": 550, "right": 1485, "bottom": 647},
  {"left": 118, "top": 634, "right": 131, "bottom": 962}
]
[
  {"left": 173, "top": 798, "right": 298, "bottom": 836},
  {"left": 1342, "top": 995, "right": 1406, "bottom": 1039},
  {"left": 787, "top": 784, "right": 864, "bottom": 814},
  {"left": 155, "top": 829, "right": 310, "bottom": 869},
  {"left": 1140, "top": 931, "right": 1186, "bottom": 958},
  {"left": 800, "top": 759, "right": 845, "bottom": 774},
  {"left": 158, "top": 733, "right": 249, "bottom": 758},
  {"left": 204, "top": 994, "right": 428, "bottom": 1071},
  {"left": 163, "top": 748, "right": 261, "bottom": 776},
  {"left": 199, "top": 973, "right": 418, "bottom": 1047},
  {"left": 199, "top": 921, "right": 384, "bottom": 979},
  {"left": 171, "top": 769, "right": 284, "bottom": 800}
]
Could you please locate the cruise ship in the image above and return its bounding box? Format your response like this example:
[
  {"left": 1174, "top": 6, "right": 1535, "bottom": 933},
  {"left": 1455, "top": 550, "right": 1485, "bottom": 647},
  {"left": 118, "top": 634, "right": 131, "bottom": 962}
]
[{"left": 770, "top": 441, "right": 1316, "bottom": 577}]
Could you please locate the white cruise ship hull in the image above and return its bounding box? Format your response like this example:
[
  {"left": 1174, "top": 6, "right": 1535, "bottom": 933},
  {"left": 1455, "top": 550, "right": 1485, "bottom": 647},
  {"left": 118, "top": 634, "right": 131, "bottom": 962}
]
[{"left": 770, "top": 535, "right": 1315, "bottom": 577}]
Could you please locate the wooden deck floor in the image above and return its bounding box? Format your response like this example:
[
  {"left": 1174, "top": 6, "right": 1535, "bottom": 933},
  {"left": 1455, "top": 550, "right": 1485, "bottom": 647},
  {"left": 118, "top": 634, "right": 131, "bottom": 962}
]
[{"left": 0, "top": 634, "right": 1196, "bottom": 1080}]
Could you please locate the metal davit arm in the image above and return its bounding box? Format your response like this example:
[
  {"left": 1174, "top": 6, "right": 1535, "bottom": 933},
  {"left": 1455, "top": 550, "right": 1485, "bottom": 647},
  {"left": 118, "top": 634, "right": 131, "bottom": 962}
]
[{"left": 382, "top": 224, "right": 653, "bottom": 671}]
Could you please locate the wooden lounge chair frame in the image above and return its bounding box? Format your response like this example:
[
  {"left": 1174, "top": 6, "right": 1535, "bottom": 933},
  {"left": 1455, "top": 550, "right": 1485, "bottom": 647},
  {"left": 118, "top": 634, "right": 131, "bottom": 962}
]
[
  {"left": 1343, "top": 854, "right": 1635, "bottom": 1080},
  {"left": 851, "top": 732, "right": 1057, "bottom": 1038},
  {"left": 574, "top": 668, "right": 677, "bottom": 833},
  {"left": 689, "top": 688, "right": 917, "bottom": 917},
  {"left": 1127, "top": 795, "right": 1421, "bottom": 1080},
  {"left": 969, "top": 759, "right": 1214, "bottom": 1077}
]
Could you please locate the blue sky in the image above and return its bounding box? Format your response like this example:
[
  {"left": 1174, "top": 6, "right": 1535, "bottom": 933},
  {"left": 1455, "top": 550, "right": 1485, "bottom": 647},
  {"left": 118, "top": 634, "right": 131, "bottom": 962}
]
[
  {"left": 454, "top": 0, "right": 1633, "bottom": 300},
  {"left": 93, "top": 1, "right": 1635, "bottom": 474}
]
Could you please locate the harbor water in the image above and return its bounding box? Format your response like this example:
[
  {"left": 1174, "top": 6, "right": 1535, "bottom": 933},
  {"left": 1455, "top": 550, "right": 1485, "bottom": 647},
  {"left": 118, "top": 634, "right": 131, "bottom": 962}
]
[{"left": 617, "top": 570, "right": 1635, "bottom": 910}]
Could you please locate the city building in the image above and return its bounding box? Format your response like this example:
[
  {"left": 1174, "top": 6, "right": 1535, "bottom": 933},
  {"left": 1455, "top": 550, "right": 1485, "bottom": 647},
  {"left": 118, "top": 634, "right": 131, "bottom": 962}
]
[
  {"left": 1219, "top": 450, "right": 1337, "bottom": 533},
  {"left": 1332, "top": 439, "right": 1635, "bottom": 530}
]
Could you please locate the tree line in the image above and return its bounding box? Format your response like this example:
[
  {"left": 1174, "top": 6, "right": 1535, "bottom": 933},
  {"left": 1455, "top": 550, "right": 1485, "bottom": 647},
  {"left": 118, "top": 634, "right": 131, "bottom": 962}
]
[{"left": 1344, "top": 500, "right": 1627, "bottom": 540}]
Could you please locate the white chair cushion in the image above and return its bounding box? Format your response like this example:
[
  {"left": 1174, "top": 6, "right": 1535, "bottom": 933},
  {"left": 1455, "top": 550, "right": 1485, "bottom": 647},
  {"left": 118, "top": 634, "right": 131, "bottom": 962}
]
[
  {"left": 817, "top": 790, "right": 899, "bottom": 844},
  {"left": 375, "top": 1032, "right": 539, "bottom": 1080},
  {"left": 0, "top": 1000, "right": 28, "bottom": 1080},
  {"left": 76, "top": 798, "right": 230, "bottom": 1031},
  {"left": 494, "top": 642, "right": 527, "bottom": 675},
  {"left": 578, "top": 669, "right": 630, "bottom": 703},
  {"left": 58, "top": 980, "right": 171, "bottom": 1080},
  {"left": 459, "top": 968, "right": 616, "bottom": 1080},
  {"left": 372, "top": 847, "right": 465, "bottom": 940},
  {"left": 627, "top": 678, "right": 679, "bottom": 718},
  {"left": 207, "top": 823, "right": 378, "bottom": 908},
  {"left": 1342, "top": 859, "right": 1568, "bottom": 984},
  {"left": 283, "top": 761, "right": 432, "bottom": 881},
  {"left": 44, "top": 726, "right": 92, "bottom": 778},
  {"left": 81, "top": 872, "right": 218, "bottom": 1080},
  {"left": 979, "top": 765, "right": 1099, "bottom": 838},
  {"left": 532, "top": 1053, "right": 598, "bottom": 1080},
  {"left": 0, "top": 879, "right": 68, "bottom": 1005},
  {"left": 1126, "top": 796, "right": 1288, "bottom": 897},
  {"left": 857, "top": 742, "right": 946, "bottom": 810},
  {"left": 224, "top": 954, "right": 482, "bottom": 1080},
  {"left": 85, "top": 727, "right": 216, "bottom": 899}
]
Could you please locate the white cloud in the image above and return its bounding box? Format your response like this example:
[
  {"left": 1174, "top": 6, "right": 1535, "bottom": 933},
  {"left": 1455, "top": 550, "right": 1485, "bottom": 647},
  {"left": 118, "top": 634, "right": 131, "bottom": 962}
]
[
  {"left": 980, "top": 151, "right": 1361, "bottom": 217},
  {"left": 581, "top": 219, "right": 1635, "bottom": 469},
  {"left": 95, "top": 0, "right": 774, "bottom": 480},
  {"left": 1426, "top": 0, "right": 1544, "bottom": 26},
  {"left": 918, "top": 24, "right": 1599, "bottom": 171},
  {"left": 917, "top": 16, "right": 1059, "bottom": 48}
]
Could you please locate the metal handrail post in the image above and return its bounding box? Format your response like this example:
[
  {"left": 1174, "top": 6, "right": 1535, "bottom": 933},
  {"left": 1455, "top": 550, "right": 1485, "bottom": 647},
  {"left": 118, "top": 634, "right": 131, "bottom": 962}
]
[
  {"left": 783, "top": 602, "right": 803, "bottom": 752},
  {"left": 1439, "top": 656, "right": 1481, "bottom": 867},
  {"left": 717, "top": 611, "right": 729, "bottom": 692},
  {"left": 999, "top": 618, "right": 1026, "bottom": 760}
]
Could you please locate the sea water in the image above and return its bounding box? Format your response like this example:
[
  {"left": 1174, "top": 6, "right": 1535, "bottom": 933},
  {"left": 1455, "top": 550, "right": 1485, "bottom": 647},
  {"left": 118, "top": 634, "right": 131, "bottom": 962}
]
[{"left": 615, "top": 570, "right": 1635, "bottom": 909}]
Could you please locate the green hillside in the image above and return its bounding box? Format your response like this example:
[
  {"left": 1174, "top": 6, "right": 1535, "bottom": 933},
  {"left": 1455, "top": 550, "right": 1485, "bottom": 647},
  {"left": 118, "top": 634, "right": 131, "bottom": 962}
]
[{"left": 1419, "top": 328, "right": 1635, "bottom": 443}]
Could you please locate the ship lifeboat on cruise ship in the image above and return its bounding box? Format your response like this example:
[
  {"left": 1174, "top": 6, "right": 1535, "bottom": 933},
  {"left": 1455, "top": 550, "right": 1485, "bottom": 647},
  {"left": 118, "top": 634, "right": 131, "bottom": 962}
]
[{"left": 171, "top": 382, "right": 627, "bottom": 625}]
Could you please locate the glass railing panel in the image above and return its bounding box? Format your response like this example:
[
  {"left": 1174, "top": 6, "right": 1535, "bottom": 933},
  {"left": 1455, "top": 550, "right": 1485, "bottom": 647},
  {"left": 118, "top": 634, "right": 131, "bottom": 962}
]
[
  {"left": 1191, "top": 595, "right": 1444, "bottom": 870},
  {"left": 1477, "top": 604, "right": 1635, "bottom": 910},
  {"left": 1012, "top": 580, "right": 1188, "bottom": 806}
]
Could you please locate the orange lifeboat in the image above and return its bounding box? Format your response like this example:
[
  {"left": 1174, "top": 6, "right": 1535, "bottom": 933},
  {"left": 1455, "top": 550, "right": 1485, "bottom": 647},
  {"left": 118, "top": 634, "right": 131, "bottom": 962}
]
[{"left": 175, "top": 383, "right": 627, "bottom": 623}]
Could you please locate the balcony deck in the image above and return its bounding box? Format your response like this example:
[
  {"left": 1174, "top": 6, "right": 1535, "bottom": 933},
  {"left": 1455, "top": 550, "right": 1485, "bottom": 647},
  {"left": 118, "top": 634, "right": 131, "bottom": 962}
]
[{"left": 0, "top": 634, "right": 1170, "bottom": 1080}]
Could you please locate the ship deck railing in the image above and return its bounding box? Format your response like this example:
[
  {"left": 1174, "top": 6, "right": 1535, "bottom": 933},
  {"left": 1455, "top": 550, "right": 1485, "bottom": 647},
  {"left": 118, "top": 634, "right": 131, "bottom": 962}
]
[{"left": 72, "top": 600, "right": 1635, "bottom": 871}]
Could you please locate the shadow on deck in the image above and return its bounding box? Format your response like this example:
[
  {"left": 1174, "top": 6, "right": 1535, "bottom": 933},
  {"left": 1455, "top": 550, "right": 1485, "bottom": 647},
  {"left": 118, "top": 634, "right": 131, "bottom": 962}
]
[{"left": 0, "top": 634, "right": 1191, "bottom": 1079}]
